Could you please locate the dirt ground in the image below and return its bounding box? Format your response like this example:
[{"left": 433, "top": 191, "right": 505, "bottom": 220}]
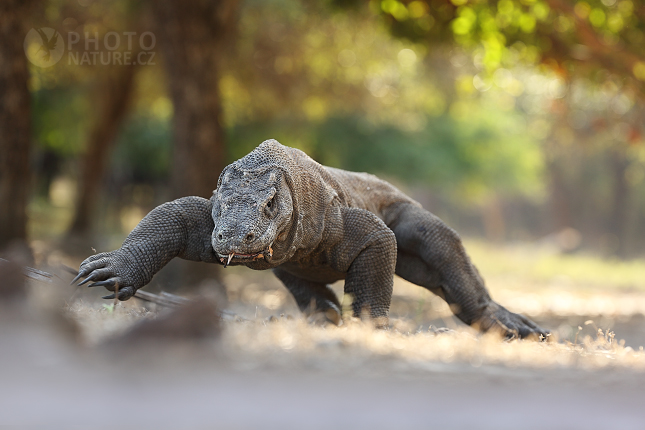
[
  {"left": 2, "top": 308, "right": 645, "bottom": 430},
  {"left": 3, "top": 241, "right": 645, "bottom": 429}
]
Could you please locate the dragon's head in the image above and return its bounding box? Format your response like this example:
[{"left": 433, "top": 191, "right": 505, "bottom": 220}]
[{"left": 211, "top": 152, "right": 295, "bottom": 268}]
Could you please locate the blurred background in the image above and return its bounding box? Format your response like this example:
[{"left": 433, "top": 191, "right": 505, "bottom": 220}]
[
  {"left": 2, "top": 0, "right": 645, "bottom": 339},
  {"left": 4, "top": 2, "right": 645, "bottom": 426},
  {"left": 3, "top": 0, "right": 645, "bottom": 258}
]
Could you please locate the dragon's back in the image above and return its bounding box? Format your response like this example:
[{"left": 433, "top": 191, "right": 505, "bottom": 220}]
[
  {"left": 322, "top": 166, "right": 419, "bottom": 218},
  {"left": 246, "top": 140, "right": 419, "bottom": 221}
]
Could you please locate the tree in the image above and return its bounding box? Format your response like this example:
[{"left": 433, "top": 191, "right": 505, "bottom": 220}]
[
  {"left": 142, "top": 0, "right": 240, "bottom": 288},
  {"left": 149, "top": 0, "right": 239, "bottom": 199},
  {"left": 67, "top": 64, "right": 137, "bottom": 241},
  {"left": 0, "top": 0, "right": 39, "bottom": 253},
  {"left": 374, "top": 0, "right": 645, "bottom": 254},
  {"left": 377, "top": 0, "right": 645, "bottom": 93}
]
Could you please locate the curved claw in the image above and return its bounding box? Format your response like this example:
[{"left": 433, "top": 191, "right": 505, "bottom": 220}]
[
  {"left": 88, "top": 279, "right": 117, "bottom": 288},
  {"left": 102, "top": 287, "right": 134, "bottom": 301},
  {"left": 69, "top": 271, "right": 83, "bottom": 285},
  {"left": 504, "top": 331, "right": 519, "bottom": 341},
  {"left": 478, "top": 302, "right": 548, "bottom": 341},
  {"left": 72, "top": 255, "right": 108, "bottom": 284},
  {"left": 79, "top": 267, "right": 113, "bottom": 286},
  {"left": 69, "top": 265, "right": 92, "bottom": 285},
  {"left": 78, "top": 274, "right": 96, "bottom": 286}
]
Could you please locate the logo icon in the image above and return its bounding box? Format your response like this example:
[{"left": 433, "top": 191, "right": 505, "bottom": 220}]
[{"left": 24, "top": 27, "right": 64, "bottom": 68}]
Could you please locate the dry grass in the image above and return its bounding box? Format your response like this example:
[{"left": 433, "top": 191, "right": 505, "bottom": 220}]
[
  {"left": 47, "top": 239, "right": 645, "bottom": 375},
  {"left": 66, "top": 300, "right": 156, "bottom": 345},
  {"left": 61, "top": 300, "right": 645, "bottom": 374},
  {"left": 11, "top": 239, "right": 645, "bottom": 429},
  {"left": 224, "top": 317, "right": 645, "bottom": 370}
]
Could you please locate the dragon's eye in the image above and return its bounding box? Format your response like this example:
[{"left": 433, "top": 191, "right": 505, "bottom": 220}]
[{"left": 264, "top": 195, "right": 277, "bottom": 217}]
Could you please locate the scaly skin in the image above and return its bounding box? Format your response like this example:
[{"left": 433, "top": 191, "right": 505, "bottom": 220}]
[{"left": 75, "top": 139, "right": 547, "bottom": 339}]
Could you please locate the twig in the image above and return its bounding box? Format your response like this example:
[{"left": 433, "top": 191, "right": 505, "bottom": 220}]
[
  {"left": 13, "top": 261, "right": 246, "bottom": 320},
  {"left": 0, "top": 258, "right": 53, "bottom": 283},
  {"left": 135, "top": 290, "right": 244, "bottom": 319},
  {"left": 134, "top": 290, "right": 188, "bottom": 307},
  {"left": 114, "top": 283, "right": 119, "bottom": 308}
]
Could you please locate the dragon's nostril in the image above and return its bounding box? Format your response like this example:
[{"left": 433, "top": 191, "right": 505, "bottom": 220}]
[
  {"left": 245, "top": 232, "right": 255, "bottom": 242},
  {"left": 217, "top": 233, "right": 223, "bottom": 241}
]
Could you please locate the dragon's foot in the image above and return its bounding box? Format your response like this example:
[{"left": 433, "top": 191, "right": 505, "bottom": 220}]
[
  {"left": 475, "top": 302, "right": 548, "bottom": 341},
  {"left": 304, "top": 300, "right": 342, "bottom": 326},
  {"left": 72, "top": 250, "right": 141, "bottom": 301}
]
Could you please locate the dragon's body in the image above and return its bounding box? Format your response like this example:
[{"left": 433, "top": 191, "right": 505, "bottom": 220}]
[{"left": 75, "top": 140, "right": 546, "bottom": 338}]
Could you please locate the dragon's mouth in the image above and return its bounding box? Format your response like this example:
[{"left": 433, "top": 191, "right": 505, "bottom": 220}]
[{"left": 218, "top": 245, "right": 273, "bottom": 267}]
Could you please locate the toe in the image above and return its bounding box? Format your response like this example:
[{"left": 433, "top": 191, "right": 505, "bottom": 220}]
[
  {"left": 88, "top": 278, "right": 118, "bottom": 288},
  {"left": 117, "top": 286, "right": 135, "bottom": 301}
]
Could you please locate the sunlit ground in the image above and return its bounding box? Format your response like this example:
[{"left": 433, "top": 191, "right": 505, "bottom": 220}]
[
  {"left": 20, "top": 191, "right": 645, "bottom": 370},
  {"left": 37, "top": 237, "right": 645, "bottom": 373},
  {"left": 8, "top": 238, "right": 645, "bottom": 428}
]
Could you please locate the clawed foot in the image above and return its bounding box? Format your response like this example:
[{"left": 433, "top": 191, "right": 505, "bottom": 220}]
[
  {"left": 304, "top": 300, "right": 342, "bottom": 326},
  {"left": 72, "top": 251, "right": 139, "bottom": 301},
  {"left": 475, "top": 302, "right": 549, "bottom": 341},
  {"left": 307, "top": 309, "right": 341, "bottom": 326}
]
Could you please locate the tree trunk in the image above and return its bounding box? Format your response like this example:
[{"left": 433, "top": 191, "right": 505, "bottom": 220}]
[
  {"left": 0, "top": 0, "right": 37, "bottom": 252},
  {"left": 547, "top": 160, "right": 573, "bottom": 232},
  {"left": 147, "top": 0, "right": 239, "bottom": 289},
  {"left": 482, "top": 195, "right": 506, "bottom": 242},
  {"left": 150, "top": 0, "right": 238, "bottom": 199},
  {"left": 609, "top": 150, "right": 630, "bottom": 258},
  {"left": 67, "top": 65, "right": 137, "bottom": 241}
]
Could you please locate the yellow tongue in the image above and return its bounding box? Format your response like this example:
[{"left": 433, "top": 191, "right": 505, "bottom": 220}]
[{"left": 227, "top": 253, "right": 234, "bottom": 266}]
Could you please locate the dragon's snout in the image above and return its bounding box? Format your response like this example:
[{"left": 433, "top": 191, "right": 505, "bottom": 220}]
[
  {"left": 214, "top": 222, "right": 261, "bottom": 245},
  {"left": 212, "top": 221, "right": 273, "bottom": 262}
]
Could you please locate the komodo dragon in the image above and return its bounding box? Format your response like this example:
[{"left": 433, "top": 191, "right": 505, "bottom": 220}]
[{"left": 74, "top": 139, "right": 547, "bottom": 339}]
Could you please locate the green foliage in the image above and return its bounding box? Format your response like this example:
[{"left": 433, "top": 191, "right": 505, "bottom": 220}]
[
  {"left": 376, "top": 0, "right": 645, "bottom": 91},
  {"left": 32, "top": 86, "right": 91, "bottom": 155},
  {"left": 111, "top": 113, "right": 172, "bottom": 183},
  {"left": 229, "top": 111, "right": 544, "bottom": 201},
  {"left": 28, "top": 0, "right": 547, "bottom": 204},
  {"left": 317, "top": 114, "right": 543, "bottom": 200}
]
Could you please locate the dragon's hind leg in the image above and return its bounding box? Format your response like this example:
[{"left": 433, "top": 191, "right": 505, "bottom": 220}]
[
  {"left": 384, "top": 202, "right": 547, "bottom": 339},
  {"left": 273, "top": 267, "right": 342, "bottom": 325}
]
